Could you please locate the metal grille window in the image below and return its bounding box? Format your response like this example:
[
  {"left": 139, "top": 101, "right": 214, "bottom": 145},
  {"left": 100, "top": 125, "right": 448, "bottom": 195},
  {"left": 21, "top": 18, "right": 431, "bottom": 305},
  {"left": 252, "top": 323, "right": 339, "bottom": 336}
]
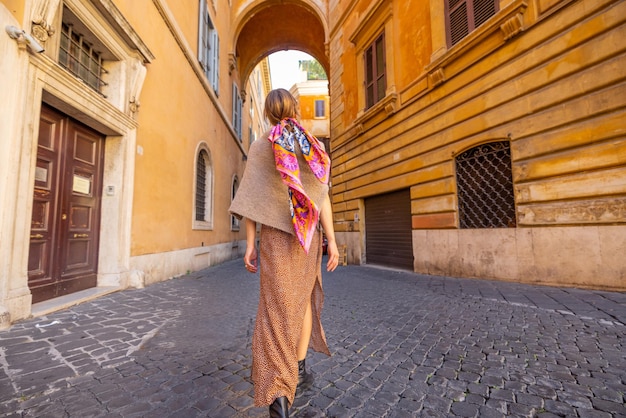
[
  {"left": 195, "top": 150, "right": 209, "bottom": 221},
  {"left": 364, "top": 32, "right": 386, "bottom": 109},
  {"left": 59, "top": 23, "right": 108, "bottom": 93},
  {"left": 445, "top": 0, "right": 499, "bottom": 47},
  {"left": 455, "top": 141, "right": 516, "bottom": 228},
  {"left": 231, "top": 176, "right": 240, "bottom": 230}
]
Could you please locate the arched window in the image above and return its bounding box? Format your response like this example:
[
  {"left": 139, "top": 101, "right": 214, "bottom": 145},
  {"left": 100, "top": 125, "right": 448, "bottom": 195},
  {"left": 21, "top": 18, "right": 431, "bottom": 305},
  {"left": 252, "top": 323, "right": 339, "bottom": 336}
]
[
  {"left": 194, "top": 145, "right": 213, "bottom": 229},
  {"left": 455, "top": 141, "right": 516, "bottom": 228},
  {"left": 231, "top": 175, "right": 240, "bottom": 231}
]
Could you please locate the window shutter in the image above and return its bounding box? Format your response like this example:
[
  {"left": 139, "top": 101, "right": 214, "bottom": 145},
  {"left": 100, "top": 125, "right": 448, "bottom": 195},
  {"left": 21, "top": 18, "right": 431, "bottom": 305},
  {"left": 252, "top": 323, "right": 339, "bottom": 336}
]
[
  {"left": 446, "top": 0, "right": 498, "bottom": 47},
  {"left": 232, "top": 83, "right": 237, "bottom": 128},
  {"left": 198, "top": 0, "right": 208, "bottom": 72},
  {"left": 474, "top": 0, "right": 497, "bottom": 28},
  {"left": 364, "top": 32, "right": 386, "bottom": 109},
  {"left": 449, "top": 1, "right": 469, "bottom": 46},
  {"left": 375, "top": 33, "right": 386, "bottom": 103},
  {"left": 365, "top": 45, "right": 374, "bottom": 109},
  {"left": 232, "top": 83, "right": 242, "bottom": 139},
  {"left": 237, "top": 95, "right": 242, "bottom": 139},
  {"left": 212, "top": 32, "right": 220, "bottom": 94}
]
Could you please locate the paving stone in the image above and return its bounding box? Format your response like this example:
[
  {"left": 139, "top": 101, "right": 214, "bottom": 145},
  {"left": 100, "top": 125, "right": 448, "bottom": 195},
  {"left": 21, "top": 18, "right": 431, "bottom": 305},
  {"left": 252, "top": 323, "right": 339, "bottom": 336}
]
[
  {"left": 451, "top": 400, "right": 480, "bottom": 417},
  {"left": 508, "top": 402, "right": 537, "bottom": 418},
  {"left": 591, "top": 398, "right": 626, "bottom": 415},
  {"left": 0, "top": 260, "right": 624, "bottom": 416},
  {"left": 544, "top": 399, "right": 577, "bottom": 416}
]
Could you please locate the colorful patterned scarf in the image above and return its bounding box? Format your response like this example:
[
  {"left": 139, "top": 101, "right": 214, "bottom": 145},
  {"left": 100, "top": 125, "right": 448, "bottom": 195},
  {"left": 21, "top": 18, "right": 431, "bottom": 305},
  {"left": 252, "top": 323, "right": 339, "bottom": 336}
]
[{"left": 268, "top": 118, "right": 330, "bottom": 253}]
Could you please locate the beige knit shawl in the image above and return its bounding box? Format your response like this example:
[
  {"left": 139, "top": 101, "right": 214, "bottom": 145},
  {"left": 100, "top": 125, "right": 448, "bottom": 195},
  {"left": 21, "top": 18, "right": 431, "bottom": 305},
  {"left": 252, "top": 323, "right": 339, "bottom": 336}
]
[{"left": 229, "top": 133, "right": 330, "bottom": 235}]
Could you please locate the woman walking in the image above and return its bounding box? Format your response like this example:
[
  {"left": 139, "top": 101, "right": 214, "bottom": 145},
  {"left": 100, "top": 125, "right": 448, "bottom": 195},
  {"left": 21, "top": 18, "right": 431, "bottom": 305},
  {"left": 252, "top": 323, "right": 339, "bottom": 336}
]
[{"left": 229, "top": 88, "right": 339, "bottom": 418}]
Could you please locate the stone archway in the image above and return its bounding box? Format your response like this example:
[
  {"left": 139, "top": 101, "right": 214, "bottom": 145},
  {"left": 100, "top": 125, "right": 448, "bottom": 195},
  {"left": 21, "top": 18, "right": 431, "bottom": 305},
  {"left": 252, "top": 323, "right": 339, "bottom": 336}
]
[{"left": 233, "top": 1, "right": 329, "bottom": 88}]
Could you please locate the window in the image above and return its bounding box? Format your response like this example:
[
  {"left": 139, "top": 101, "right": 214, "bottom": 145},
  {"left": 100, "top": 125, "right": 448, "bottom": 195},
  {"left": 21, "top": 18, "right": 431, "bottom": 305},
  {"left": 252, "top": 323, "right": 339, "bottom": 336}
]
[
  {"left": 232, "top": 83, "right": 242, "bottom": 140},
  {"left": 445, "top": 0, "right": 499, "bottom": 47},
  {"left": 315, "top": 100, "right": 326, "bottom": 118},
  {"left": 364, "top": 33, "right": 386, "bottom": 109},
  {"left": 455, "top": 141, "right": 516, "bottom": 228},
  {"left": 231, "top": 176, "right": 240, "bottom": 230},
  {"left": 349, "top": 1, "right": 394, "bottom": 118},
  {"left": 198, "top": 0, "right": 219, "bottom": 93},
  {"left": 59, "top": 21, "right": 108, "bottom": 94},
  {"left": 194, "top": 146, "right": 213, "bottom": 229}
]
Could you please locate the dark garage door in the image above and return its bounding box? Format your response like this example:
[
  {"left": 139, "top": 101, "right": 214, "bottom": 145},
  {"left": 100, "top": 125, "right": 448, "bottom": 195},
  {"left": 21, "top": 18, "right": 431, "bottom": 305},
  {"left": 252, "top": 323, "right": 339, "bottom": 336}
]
[{"left": 365, "top": 188, "right": 414, "bottom": 270}]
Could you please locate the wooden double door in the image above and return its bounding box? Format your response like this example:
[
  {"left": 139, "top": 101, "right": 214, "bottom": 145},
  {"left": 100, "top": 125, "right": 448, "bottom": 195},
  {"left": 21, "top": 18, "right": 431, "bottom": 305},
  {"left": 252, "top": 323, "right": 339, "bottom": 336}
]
[{"left": 28, "top": 105, "right": 105, "bottom": 303}]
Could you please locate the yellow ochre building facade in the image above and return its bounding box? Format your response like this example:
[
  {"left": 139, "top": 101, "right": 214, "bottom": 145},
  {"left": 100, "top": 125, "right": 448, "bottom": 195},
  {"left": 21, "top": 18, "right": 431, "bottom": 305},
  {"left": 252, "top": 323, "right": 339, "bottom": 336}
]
[{"left": 329, "top": 0, "right": 626, "bottom": 290}]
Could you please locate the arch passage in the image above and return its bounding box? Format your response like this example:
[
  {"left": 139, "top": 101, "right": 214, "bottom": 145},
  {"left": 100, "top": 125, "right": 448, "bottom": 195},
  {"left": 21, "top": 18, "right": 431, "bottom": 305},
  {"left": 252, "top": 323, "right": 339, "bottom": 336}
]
[{"left": 235, "top": 2, "right": 328, "bottom": 85}]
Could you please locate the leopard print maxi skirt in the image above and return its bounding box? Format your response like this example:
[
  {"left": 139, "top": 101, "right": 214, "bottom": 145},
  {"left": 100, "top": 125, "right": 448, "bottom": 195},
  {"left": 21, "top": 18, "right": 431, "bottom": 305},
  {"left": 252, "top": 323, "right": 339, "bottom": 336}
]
[{"left": 252, "top": 225, "right": 331, "bottom": 407}]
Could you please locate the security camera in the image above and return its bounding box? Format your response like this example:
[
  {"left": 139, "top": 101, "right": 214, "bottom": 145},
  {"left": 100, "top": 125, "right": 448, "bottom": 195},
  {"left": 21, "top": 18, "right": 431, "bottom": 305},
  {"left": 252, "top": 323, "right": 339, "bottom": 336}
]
[
  {"left": 5, "top": 25, "right": 45, "bottom": 54},
  {"left": 22, "top": 32, "right": 45, "bottom": 53}
]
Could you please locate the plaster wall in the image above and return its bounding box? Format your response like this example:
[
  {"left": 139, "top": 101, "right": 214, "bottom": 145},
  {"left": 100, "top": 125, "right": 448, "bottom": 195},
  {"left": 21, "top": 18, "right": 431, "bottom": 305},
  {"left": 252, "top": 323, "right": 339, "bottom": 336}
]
[
  {"left": 0, "top": 5, "right": 33, "bottom": 327},
  {"left": 129, "top": 240, "right": 246, "bottom": 287},
  {"left": 412, "top": 226, "right": 626, "bottom": 291}
]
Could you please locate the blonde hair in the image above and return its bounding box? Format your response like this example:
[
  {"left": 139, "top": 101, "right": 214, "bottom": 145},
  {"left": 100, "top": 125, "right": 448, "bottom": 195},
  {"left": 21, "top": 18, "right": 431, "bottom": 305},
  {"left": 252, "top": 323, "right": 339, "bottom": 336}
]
[{"left": 264, "top": 88, "right": 299, "bottom": 125}]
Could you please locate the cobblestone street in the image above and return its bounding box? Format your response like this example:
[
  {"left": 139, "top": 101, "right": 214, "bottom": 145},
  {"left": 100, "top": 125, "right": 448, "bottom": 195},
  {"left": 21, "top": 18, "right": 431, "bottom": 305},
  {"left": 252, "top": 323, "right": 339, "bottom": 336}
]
[{"left": 1, "top": 259, "right": 625, "bottom": 417}]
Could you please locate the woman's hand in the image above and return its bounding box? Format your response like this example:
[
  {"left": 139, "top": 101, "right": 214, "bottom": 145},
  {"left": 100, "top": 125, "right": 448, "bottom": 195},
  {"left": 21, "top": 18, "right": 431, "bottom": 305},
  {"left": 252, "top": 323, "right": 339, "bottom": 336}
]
[
  {"left": 326, "top": 240, "right": 339, "bottom": 272},
  {"left": 244, "top": 245, "right": 258, "bottom": 273},
  {"left": 319, "top": 195, "right": 339, "bottom": 272},
  {"left": 244, "top": 218, "right": 258, "bottom": 273}
]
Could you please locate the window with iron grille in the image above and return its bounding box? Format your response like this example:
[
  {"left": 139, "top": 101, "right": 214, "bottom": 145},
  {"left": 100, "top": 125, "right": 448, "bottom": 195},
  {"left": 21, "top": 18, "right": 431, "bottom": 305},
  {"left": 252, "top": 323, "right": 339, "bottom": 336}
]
[
  {"left": 59, "top": 22, "right": 108, "bottom": 94},
  {"left": 455, "top": 141, "right": 516, "bottom": 228},
  {"left": 445, "top": 0, "right": 499, "bottom": 47},
  {"left": 195, "top": 149, "right": 212, "bottom": 224},
  {"left": 231, "top": 176, "right": 240, "bottom": 230},
  {"left": 364, "top": 32, "right": 386, "bottom": 109}
]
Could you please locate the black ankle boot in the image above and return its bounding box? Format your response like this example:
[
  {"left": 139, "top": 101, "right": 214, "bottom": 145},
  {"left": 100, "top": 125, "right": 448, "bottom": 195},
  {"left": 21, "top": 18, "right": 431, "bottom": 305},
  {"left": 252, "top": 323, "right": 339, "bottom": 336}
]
[
  {"left": 269, "top": 396, "right": 289, "bottom": 418},
  {"left": 295, "top": 359, "right": 314, "bottom": 397}
]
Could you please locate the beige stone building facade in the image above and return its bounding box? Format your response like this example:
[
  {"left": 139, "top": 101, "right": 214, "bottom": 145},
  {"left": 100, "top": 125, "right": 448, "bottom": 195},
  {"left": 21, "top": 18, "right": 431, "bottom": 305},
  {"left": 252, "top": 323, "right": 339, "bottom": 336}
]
[{"left": 0, "top": 0, "right": 270, "bottom": 327}]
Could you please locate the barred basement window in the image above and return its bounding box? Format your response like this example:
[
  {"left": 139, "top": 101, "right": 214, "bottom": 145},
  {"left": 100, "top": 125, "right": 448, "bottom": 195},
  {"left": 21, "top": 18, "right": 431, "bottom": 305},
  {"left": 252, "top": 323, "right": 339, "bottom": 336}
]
[
  {"left": 455, "top": 141, "right": 516, "bottom": 228},
  {"left": 59, "top": 22, "right": 108, "bottom": 94},
  {"left": 445, "top": 0, "right": 499, "bottom": 47}
]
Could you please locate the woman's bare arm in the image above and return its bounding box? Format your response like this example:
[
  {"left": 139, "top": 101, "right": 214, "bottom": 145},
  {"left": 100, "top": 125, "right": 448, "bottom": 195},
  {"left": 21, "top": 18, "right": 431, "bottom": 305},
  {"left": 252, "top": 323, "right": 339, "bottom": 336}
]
[{"left": 320, "top": 196, "right": 339, "bottom": 272}]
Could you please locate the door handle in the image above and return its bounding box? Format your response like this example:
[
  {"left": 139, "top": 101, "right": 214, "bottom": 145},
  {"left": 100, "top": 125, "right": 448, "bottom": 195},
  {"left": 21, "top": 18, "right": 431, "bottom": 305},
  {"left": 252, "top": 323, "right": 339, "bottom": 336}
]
[{"left": 30, "top": 234, "right": 44, "bottom": 239}]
